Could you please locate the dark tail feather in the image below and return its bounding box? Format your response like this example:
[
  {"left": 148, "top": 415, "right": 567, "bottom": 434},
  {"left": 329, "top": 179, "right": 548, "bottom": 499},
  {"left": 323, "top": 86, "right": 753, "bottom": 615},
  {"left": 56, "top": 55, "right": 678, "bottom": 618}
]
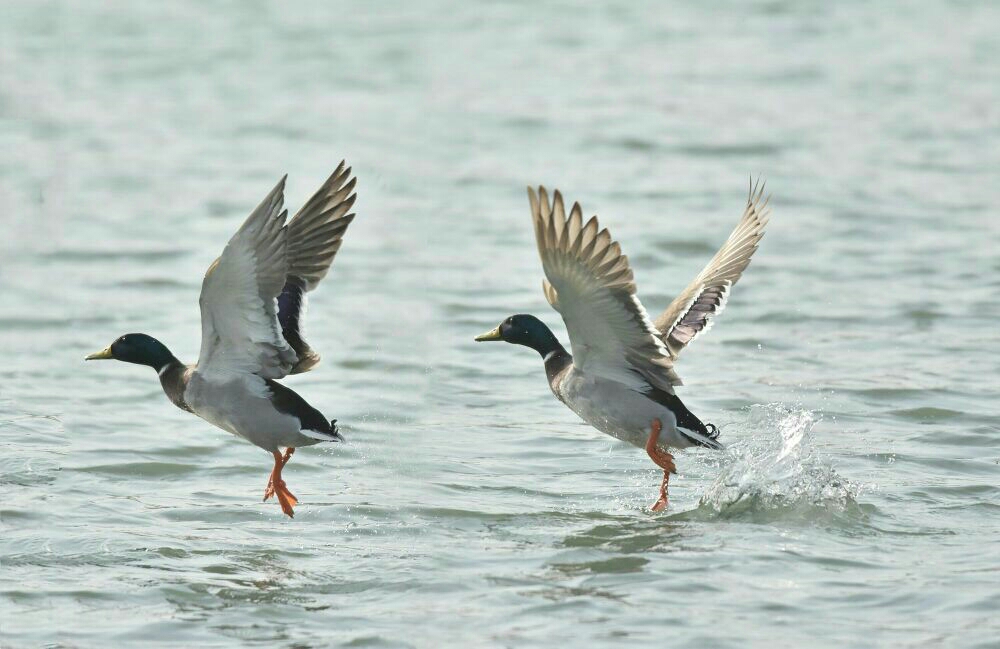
[
  {"left": 646, "top": 387, "right": 724, "bottom": 450},
  {"left": 330, "top": 419, "right": 345, "bottom": 442},
  {"left": 691, "top": 422, "right": 724, "bottom": 450}
]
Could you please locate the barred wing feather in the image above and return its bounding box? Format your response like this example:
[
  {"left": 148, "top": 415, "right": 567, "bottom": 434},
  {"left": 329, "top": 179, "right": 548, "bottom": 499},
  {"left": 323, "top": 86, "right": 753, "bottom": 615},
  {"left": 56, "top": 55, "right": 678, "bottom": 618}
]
[
  {"left": 530, "top": 186, "right": 680, "bottom": 392},
  {"left": 653, "top": 179, "right": 771, "bottom": 359}
]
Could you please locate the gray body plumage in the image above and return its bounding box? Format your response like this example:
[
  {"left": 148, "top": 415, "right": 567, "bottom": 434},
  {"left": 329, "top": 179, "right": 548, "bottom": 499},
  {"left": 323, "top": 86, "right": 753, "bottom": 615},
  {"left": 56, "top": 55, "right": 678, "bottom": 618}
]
[
  {"left": 544, "top": 353, "right": 718, "bottom": 451},
  {"left": 553, "top": 367, "right": 712, "bottom": 450},
  {"left": 183, "top": 372, "right": 331, "bottom": 452}
]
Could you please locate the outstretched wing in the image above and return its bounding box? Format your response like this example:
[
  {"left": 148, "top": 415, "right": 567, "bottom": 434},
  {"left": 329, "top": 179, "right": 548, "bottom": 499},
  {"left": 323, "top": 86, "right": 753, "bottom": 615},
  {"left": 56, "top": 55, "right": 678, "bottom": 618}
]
[
  {"left": 652, "top": 178, "right": 771, "bottom": 359},
  {"left": 197, "top": 177, "right": 298, "bottom": 378},
  {"left": 278, "top": 162, "right": 358, "bottom": 374},
  {"left": 530, "top": 186, "right": 680, "bottom": 392}
]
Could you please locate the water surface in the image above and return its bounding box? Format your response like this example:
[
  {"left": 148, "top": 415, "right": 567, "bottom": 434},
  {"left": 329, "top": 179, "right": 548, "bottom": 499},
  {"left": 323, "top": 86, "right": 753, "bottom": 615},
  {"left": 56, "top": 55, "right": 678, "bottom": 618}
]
[{"left": 2, "top": 1, "right": 999, "bottom": 647}]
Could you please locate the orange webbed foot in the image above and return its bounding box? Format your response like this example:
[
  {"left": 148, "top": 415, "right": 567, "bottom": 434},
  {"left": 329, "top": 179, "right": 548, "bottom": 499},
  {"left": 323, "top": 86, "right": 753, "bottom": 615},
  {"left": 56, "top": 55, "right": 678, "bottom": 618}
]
[
  {"left": 275, "top": 482, "right": 297, "bottom": 518},
  {"left": 266, "top": 449, "right": 298, "bottom": 518},
  {"left": 645, "top": 419, "right": 675, "bottom": 511},
  {"left": 263, "top": 447, "right": 296, "bottom": 502}
]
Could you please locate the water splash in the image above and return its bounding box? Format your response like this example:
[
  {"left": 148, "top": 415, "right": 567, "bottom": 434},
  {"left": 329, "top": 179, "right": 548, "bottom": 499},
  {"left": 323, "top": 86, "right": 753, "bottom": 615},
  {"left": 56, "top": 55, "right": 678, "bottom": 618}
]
[{"left": 690, "top": 404, "right": 864, "bottom": 524}]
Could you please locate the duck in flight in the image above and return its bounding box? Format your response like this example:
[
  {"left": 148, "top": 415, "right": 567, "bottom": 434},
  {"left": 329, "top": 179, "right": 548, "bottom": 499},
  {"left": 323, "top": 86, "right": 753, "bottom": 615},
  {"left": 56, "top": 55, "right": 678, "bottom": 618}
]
[
  {"left": 86, "top": 162, "right": 358, "bottom": 518},
  {"left": 476, "top": 181, "right": 770, "bottom": 510}
]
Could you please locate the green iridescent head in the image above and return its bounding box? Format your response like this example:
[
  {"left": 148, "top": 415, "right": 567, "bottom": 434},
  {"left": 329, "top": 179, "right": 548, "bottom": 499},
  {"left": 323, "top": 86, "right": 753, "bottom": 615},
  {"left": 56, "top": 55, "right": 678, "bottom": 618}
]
[
  {"left": 86, "top": 333, "right": 176, "bottom": 370},
  {"left": 475, "top": 314, "right": 562, "bottom": 357}
]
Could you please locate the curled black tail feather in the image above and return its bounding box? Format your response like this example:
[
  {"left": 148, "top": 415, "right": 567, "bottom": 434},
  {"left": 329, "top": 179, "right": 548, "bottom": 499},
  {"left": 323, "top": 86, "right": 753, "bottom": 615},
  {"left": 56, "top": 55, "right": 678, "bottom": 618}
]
[{"left": 644, "top": 387, "right": 723, "bottom": 449}]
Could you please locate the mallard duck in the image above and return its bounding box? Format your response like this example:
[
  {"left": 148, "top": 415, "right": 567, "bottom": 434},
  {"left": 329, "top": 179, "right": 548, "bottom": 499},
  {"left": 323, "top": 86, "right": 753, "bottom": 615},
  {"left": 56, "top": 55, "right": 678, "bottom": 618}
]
[
  {"left": 476, "top": 181, "right": 770, "bottom": 510},
  {"left": 86, "top": 162, "right": 358, "bottom": 518}
]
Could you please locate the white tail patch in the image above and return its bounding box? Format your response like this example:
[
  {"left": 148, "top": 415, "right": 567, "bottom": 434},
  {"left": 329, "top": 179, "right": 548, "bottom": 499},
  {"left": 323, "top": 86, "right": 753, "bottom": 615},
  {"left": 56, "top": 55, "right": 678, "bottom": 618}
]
[{"left": 300, "top": 428, "right": 341, "bottom": 442}]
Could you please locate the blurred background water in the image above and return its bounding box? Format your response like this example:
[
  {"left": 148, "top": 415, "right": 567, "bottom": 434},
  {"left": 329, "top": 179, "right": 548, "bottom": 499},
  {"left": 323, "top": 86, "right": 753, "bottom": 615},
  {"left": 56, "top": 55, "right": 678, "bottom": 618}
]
[{"left": 2, "top": 1, "right": 999, "bottom": 647}]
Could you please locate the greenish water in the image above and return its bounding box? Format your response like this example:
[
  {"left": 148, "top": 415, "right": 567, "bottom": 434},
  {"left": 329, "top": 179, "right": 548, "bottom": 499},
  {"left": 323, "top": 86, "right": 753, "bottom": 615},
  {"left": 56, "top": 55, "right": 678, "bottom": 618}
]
[{"left": 2, "top": 1, "right": 999, "bottom": 647}]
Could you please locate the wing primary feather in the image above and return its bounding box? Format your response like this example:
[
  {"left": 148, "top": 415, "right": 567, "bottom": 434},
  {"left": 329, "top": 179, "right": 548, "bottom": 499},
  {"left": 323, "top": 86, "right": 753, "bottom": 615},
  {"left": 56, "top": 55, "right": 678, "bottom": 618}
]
[
  {"left": 553, "top": 190, "right": 571, "bottom": 250},
  {"left": 280, "top": 164, "right": 360, "bottom": 373},
  {"left": 652, "top": 176, "right": 771, "bottom": 359},
  {"left": 578, "top": 216, "right": 600, "bottom": 259},
  {"left": 567, "top": 203, "right": 583, "bottom": 254}
]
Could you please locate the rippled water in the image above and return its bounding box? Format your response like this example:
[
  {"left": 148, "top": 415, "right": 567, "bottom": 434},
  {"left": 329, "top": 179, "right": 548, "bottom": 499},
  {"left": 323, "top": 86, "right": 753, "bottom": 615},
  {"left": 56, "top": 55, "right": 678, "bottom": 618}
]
[{"left": 2, "top": 1, "right": 999, "bottom": 647}]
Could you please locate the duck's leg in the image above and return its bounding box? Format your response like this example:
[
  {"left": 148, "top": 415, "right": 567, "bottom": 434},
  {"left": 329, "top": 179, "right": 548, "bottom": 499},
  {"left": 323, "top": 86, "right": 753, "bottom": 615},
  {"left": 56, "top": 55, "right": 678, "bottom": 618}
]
[
  {"left": 645, "top": 419, "right": 676, "bottom": 512},
  {"left": 263, "top": 447, "right": 296, "bottom": 502},
  {"left": 266, "top": 450, "right": 298, "bottom": 518}
]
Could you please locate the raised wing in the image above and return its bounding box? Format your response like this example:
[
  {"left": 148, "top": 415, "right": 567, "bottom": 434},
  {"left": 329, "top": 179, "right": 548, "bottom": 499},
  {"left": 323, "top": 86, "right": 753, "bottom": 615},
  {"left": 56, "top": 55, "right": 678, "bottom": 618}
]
[
  {"left": 530, "top": 186, "right": 680, "bottom": 391},
  {"left": 653, "top": 178, "right": 771, "bottom": 359},
  {"left": 197, "top": 177, "right": 298, "bottom": 378},
  {"left": 278, "top": 162, "right": 358, "bottom": 374}
]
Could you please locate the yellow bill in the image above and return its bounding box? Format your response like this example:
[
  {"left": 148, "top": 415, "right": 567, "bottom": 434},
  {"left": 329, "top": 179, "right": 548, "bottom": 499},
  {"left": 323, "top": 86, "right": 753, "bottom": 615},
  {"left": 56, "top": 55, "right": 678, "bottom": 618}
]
[
  {"left": 85, "top": 346, "right": 113, "bottom": 360},
  {"left": 474, "top": 326, "right": 503, "bottom": 342}
]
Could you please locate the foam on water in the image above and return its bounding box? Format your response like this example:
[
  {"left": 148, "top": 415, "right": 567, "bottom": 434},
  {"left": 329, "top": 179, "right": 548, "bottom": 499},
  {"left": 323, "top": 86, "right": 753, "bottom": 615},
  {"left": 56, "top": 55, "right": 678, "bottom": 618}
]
[{"left": 690, "top": 404, "right": 865, "bottom": 524}]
